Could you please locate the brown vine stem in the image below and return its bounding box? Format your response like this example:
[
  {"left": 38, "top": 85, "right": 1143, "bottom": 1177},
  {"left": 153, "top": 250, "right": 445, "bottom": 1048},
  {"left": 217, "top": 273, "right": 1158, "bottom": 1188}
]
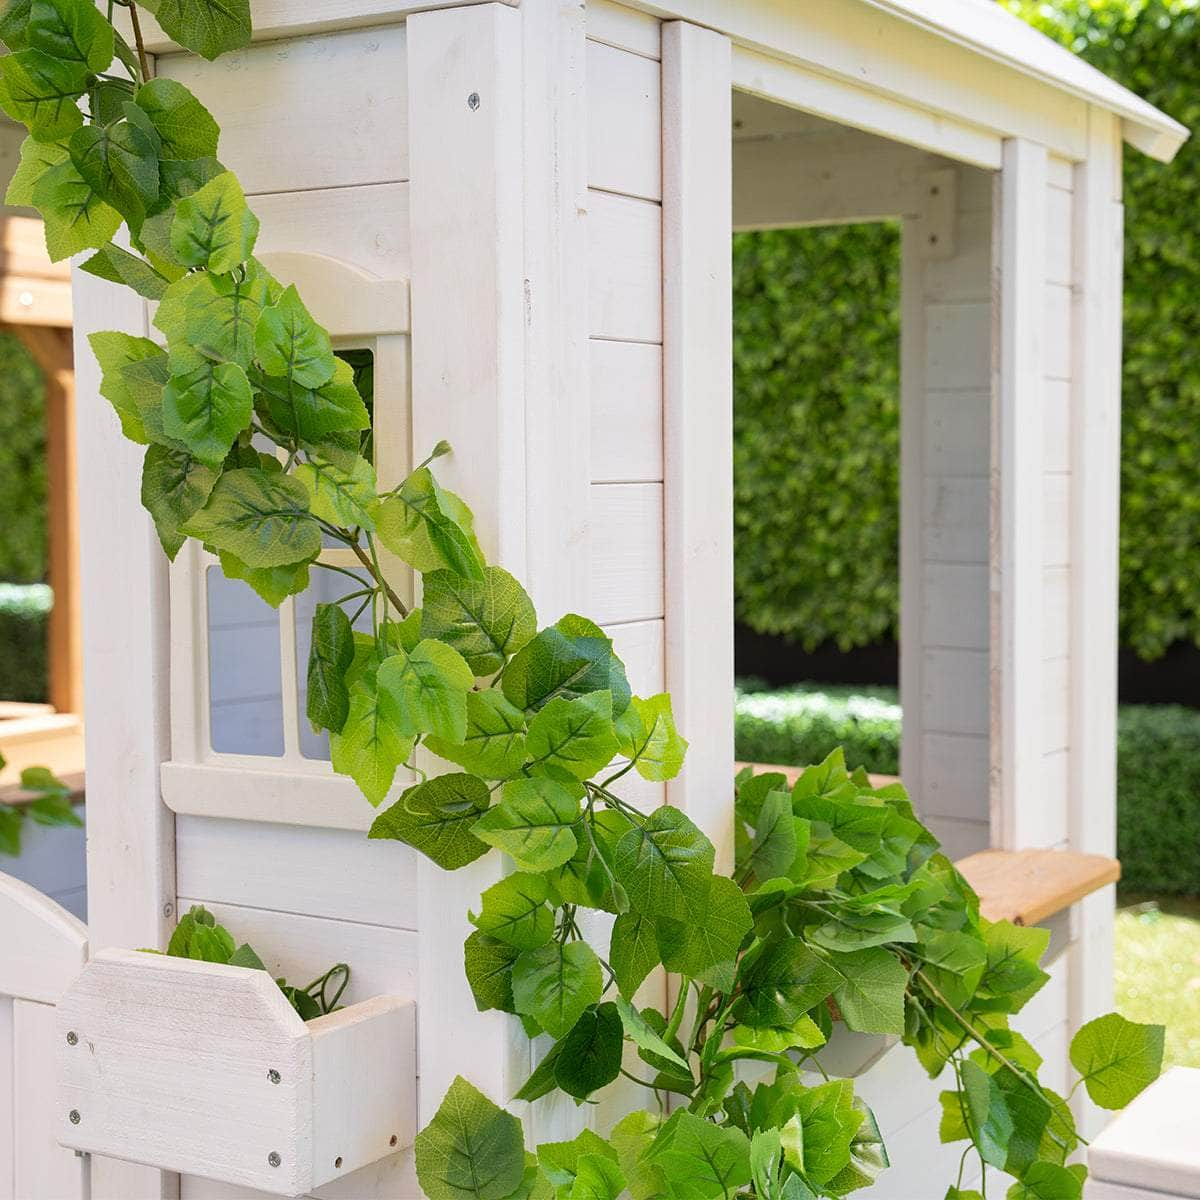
[
  {"left": 127, "top": 1, "right": 151, "bottom": 83},
  {"left": 350, "top": 540, "right": 408, "bottom": 617}
]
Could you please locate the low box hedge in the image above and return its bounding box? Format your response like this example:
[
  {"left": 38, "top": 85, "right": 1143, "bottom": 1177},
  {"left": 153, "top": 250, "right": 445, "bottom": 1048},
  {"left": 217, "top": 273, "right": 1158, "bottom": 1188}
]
[
  {"left": 0, "top": 583, "right": 50, "bottom": 703},
  {"left": 735, "top": 680, "right": 1200, "bottom": 897}
]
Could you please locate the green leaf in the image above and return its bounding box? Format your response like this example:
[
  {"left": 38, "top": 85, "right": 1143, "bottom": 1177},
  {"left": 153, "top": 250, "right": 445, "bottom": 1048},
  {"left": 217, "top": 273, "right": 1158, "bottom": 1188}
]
[
  {"left": 566, "top": 1155, "right": 623, "bottom": 1200},
  {"left": 330, "top": 678, "right": 413, "bottom": 807},
  {"left": 511, "top": 940, "right": 602, "bottom": 1038},
  {"left": 426, "top": 689, "right": 528, "bottom": 781},
  {"left": 28, "top": 0, "right": 112, "bottom": 70},
  {"left": 612, "top": 804, "right": 714, "bottom": 921},
  {"left": 170, "top": 170, "right": 258, "bottom": 273},
  {"left": 228, "top": 942, "right": 267, "bottom": 972},
  {"left": 80, "top": 242, "right": 170, "bottom": 299},
  {"left": 0, "top": 0, "right": 30, "bottom": 52},
  {"left": 975, "top": 921, "right": 1051, "bottom": 1013},
  {"left": 369, "top": 773, "right": 491, "bottom": 867},
  {"left": 732, "top": 938, "right": 839, "bottom": 1028},
  {"left": 644, "top": 1111, "right": 751, "bottom": 1200},
  {"left": 135, "top": 77, "right": 219, "bottom": 159},
  {"left": 19, "top": 765, "right": 68, "bottom": 796},
  {"left": 537, "top": 1130, "right": 618, "bottom": 1190},
  {"left": 611, "top": 1112, "right": 665, "bottom": 1200},
  {"left": 4, "top": 134, "right": 66, "bottom": 205},
  {"left": 960, "top": 1059, "right": 1013, "bottom": 1169},
  {"left": 0, "top": 47, "right": 86, "bottom": 140},
  {"left": 828, "top": 947, "right": 908, "bottom": 1034},
  {"left": 373, "top": 467, "right": 485, "bottom": 581},
  {"left": 946, "top": 1189, "right": 984, "bottom": 1200},
  {"left": 295, "top": 454, "right": 377, "bottom": 532},
  {"left": 377, "top": 639, "right": 474, "bottom": 743},
  {"left": 473, "top": 776, "right": 580, "bottom": 873},
  {"left": 218, "top": 550, "right": 309, "bottom": 608},
  {"left": 306, "top": 603, "right": 355, "bottom": 735},
  {"left": 182, "top": 468, "right": 320, "bottom": 567},
  {"left": 0, "top": 806, "right": 23, "bottom": 857},
  {"left": 656, "top": 873, "right": 752, "bottom": 992},
  {"left": 421, "top": 566, "right": 537, "bottom": 676},
  {"left": 162, "top": 359, "right": 253, "bottom": 466},
  {"left": 609, "top": 911, "right": 660, "bottom": 1000},
  {"left": 525, "top": 691, "right": 618, "bottom": 781},
  {"left": 255, "top": 283, "right": 336, "bottom": 388},
  {"left": 140, "top": 443, "right": 218, "bottom": 559},
  {"left": 252, "top": 356, "right": 370, "bottom": 443},
  {"left": 502, "top": 617, "right": 631, "bottom": 716},
  {"left": 469, "top": 873, "right": 554, "bottom": 951},
  {"left": 463, "top": 931, "right": 519, "bottom": 1014},
  {"left": 614, "top": 693, "right": 687, "bottom": 782},
  {"left": 181, "top": 264, "right": 271, "bottom": 368},
  {"left": 413, "top": 1075, "right": 526, "bottom": 1200},
  {"left": 743, "top": 788, "right": 798, "bottom": 882},
  {"left": 1005, "top": 1162, "right": 1083, "bottom": 1200},
  {"left": 188, "top": 923, "right": 236, "bottom": 963},
  {"left": 1069, "top": 1012, "right": 1164, "bottom": 1109},
  {"left": 31, "top": 157, "right": 121, "bottom": 261},
  {"left": 88, "top": 331, "right": 159, "bottom": 443},
  {"left": 26, "top": 793, "right": 81, "bottom": 827},
  {"left": 554, "top": 1002, "right": 623, "bottom": 1100},
  {"left": 514, "top": 1041, "right": 563, "bottom": 1102},
  {"left": 614, "top": 996, "right": 690, "bottom": 1072},
  {"left": 69, "top": 118, "right": 159, "bottom": 220}
]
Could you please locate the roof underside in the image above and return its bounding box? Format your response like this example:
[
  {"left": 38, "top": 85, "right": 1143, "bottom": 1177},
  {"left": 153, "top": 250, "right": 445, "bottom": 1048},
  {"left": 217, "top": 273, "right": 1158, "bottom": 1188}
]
[{"left": 870, "top": 0, "right": 1188, "bottom": 161}]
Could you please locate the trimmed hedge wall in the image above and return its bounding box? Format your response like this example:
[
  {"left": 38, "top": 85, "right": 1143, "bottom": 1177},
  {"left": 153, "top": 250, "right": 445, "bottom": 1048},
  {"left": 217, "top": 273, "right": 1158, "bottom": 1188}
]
[
  {"left": 734, "top": 681, "right": 1200, "bottom": 896},
  {"left": 733, "top": 1, "right": 1199, "bottom": 660}
]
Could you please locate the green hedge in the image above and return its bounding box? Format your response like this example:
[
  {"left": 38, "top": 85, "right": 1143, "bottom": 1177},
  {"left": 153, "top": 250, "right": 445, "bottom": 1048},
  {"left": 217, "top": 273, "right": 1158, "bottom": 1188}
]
[
  {"left": 0, "top": 584, "right": 50, "bottom": 703},
  {"left": 0, "top": 333, "right": 46, "bottom": 584},
  {"left": 733, "top": 1, "right": 1200, "bottom": 659},
  {"left": 734, "top": 681, "right": 1200, "bottom": 896}
]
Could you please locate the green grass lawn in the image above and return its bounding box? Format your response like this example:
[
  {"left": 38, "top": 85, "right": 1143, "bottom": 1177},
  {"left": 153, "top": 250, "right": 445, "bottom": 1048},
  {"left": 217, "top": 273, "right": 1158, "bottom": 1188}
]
[{"left": 1115, "top": 897, "right": 1200, "bottom": 1068}]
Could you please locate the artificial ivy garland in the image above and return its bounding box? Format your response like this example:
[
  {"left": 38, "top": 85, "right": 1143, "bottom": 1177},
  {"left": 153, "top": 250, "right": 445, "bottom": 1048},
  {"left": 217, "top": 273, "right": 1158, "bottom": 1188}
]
[{"left": 0, "top": 2, "right": 1167, "bottom": 1197}]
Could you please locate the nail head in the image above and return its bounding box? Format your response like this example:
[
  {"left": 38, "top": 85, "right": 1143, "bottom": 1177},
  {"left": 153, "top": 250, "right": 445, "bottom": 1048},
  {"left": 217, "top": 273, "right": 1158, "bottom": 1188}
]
[
  {"left": 69, "top": 1110, "right": 81, "bottom": 1125},
  {"left": 268, "top": 1152, "right": 282, "bottom": 1168},
  {"left": 268, "top": 1069, "right": 281, "bottom": 1084},
  {"left": 467, "top": 92, "right": 480, "bottom": 111},
  {"left": 66, "top": 1031, "right": 78, "bottom": 1046}
]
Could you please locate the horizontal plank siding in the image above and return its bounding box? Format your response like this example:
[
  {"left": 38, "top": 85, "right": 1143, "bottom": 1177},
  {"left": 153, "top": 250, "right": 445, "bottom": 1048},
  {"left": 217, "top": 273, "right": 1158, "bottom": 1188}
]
[
  {"left": 588, "top": 40, "right": 662, "bottom": 201},
  {"left": 589, "top": 483, "right": 665, "bottom": 625},
  {"left": 588, "top": 190, "right": 663, "bottom": 342},
  {"left": 590, "top": 341, "right": 663, "bottom": 482},
  {"left": 586, "top": 0, "right": 661, "bottom": 59}
]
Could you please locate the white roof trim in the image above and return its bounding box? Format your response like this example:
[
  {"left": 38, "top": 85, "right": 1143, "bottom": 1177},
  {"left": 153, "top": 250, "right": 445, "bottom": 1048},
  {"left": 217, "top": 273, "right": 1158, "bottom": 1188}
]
[{"left": 867, "top": 0, "right": 1188, "bottom": 161}]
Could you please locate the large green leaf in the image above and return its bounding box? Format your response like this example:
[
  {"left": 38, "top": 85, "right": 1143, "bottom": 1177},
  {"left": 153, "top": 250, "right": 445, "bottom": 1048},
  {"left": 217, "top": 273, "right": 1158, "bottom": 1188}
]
[
  {"left": 609, "top": 911, "right": 661, "bottom": 1000},
  {"left": 463, "top": 930, "right": 519, "bottom": 1014},
  {"left": 425, "top": 689, "right": 528, "bottom": 780},
  {"left": 792, "top": 1080, "right": 863, "bottom": 1186},
  {"left": 0, "top": 0, "right": 31, "bottom": 51},
  {"left": 89, "top": 330, "right": 163, "bottom": 442},
  {"left": 330, "top": 678, "right": 412, "bottom": 806},
  {"left": 69, "top": 118, "right": 159, "bottom": 220},
  {"left": 80, "top": 242, "right": 170, "bottom": 300},
  {"left": 524, "top": 691, "right": 618, "bottom": 781},
  {"left": 139, "top": 0, "right": 250, "bottom": 61},
  {"left": 975, "top": 921, "right": 1050, "bottom": 1014},
  {"left": 295, "top": 454, "right": 376, "bottom": 531},
  {"left": 644, "top": 1111, "right": 751, "bottom": 1200},
  {"left": 28, "top": 0, "right": 111, "bottom": 72},
  {"left": 414, "top": 1075, "right": 526, "bottom": 1200},
  {"left": 421, "top": 566, "right": 537, "bottom": 676},
  {"left": 0, "top": 47, "right": 87, "bottom": 140},
  {"left": 511, "top": 940, "right": 602, "bottom": 1038},
  {"left": 373, "top": 467, "right": 485, "bottom": 581},
  {"left": 1069, "top": 1012, "right": 1164, "bottom": 1110},
  {"left": 828, "top": 947, "right": 908, "bottom": 1034},
  {"left": 377, "top": 638, "right": 474, "bottom": 742},
  {"left": 5, "top": 134, "right": 65, "bottom": 205},
  {"left": 183, "top": 468, "right": 320, "bottom": 567},
  {"left": 960, "top": 1059, "right": 1013, "bottom": 1169},
  {"left": 614, "top": 997, "right": 690, "bottom": 1073},
  {"left": 31, "top": 157, "right": 121, "bottom": 260},
  {"left": 612, "top": 805, "right": 714, "bottom": 921},
  {"left": 1005, "top": 1163, "right": 1083, "bottom": 1200},
  {"left": 502, "top": 617, "right": 631, "bottom": 716},
  {"left": 554, "top": 1002, "right": 623, "bottom": 1100},
  {"left": 306, "top": 602, "right": 354, "bottom": 734},
  {"left": 469, "top": 873, "right": 554, "bottom": 952},
  {"left": 742, "top": 788, "right": 798, "bottom": 883},
  {"left": 218, "top": 550, "right": 309, "bottom": 608},
  {"left": 732, "top": 939, "right": 839, "bottom": 1029},
  {"left": 135, "top": 77, "right": 219, "bottom": 159},
  {"left": 255, "top": 283, "right": 336, "bottom": 388},
  {"left": 140, "top": 443, "right": 218, "bottom": 559},
  {"left": 656, "top": 874, "right": 752, "bottom": 992},
  {"left": 473, "top": 775, "right": 580, "bottom": 872},
  {"left": 369, "top": 773, "right": 491, "bottom": 868},
  {"left": 181, "top": 265, "right": 271, "bottom": 368},
  {"left": 614, "top": 693, "right": 687, "bottom": 782},
  {"left": 170, "top": 170, "right": 258, "bottom": 272},
  {"left": 252, "top": 357, "right": 370, "bottom": 443},
  {"left": 162, "top": 359, "right": 252, "bottom": 466}
]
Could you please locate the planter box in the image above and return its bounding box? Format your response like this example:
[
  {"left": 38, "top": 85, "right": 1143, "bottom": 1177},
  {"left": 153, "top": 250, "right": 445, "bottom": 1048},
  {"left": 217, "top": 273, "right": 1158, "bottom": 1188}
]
[{"left": 55, "top": 949, "right": 415, "bottom": 1196}]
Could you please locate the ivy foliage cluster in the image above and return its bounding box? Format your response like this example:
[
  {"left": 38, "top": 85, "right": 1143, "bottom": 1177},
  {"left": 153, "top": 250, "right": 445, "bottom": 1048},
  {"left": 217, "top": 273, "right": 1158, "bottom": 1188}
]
[
  {"left": 0, "top": 1, "right": 1166, "bottom": 1196},
  {"left": 0, "top": 757, "right": 80, "bottom": 856}
]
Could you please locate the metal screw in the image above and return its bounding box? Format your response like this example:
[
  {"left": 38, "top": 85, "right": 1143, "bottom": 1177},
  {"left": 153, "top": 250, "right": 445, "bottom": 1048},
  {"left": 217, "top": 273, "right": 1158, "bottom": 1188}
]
[
  {"left": 268, "top": 1152, "right": 282, "bottom": 1168},
  {"left": 69, "top": 1110, "right": 81, "bottom": 1125},
  {"left": 389, "top": 1135, "right": 398, "bottom": 1148},
  {"left": 467, "top": 92, "right": 481, "bottom": 111},
  {"left": 268, "top": 1069, "right": 281, "bottom": 1085},
  {"left": 66, "top": 1031, "right": 78, "bottom": 1046},
  {"left": 334, "top": 1157, "right": 343, "bottom": 1169},
  {"left": 162, "top": 901, "right": 174, "bottom": 918}
]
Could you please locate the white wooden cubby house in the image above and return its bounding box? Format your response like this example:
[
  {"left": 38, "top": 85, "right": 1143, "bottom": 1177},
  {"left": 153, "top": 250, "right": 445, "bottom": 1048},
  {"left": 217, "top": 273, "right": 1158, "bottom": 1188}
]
[{"left": 0, "top": 0, "right": 1187, "bottom": 1197}]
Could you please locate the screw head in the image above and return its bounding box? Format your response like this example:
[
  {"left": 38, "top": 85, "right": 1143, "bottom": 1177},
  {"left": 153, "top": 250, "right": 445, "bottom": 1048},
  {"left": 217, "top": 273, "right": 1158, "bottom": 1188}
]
[
  {"left": 268, "top": 1069, "right": 281, "bottom": 1085},
  {"left": 268, "top": 1152, "right": 282, "bottom": 1168},
  {"left": 66, "top": 1031, "right": 78, "bottom": 1046},
  {"left": 69, "top": 1110, "right": 81, "bottom": 1125},
  {"left": 162, "top": 901, "right": 174, "bottom": 919},
  {"left": 467, "top": 91, "right": 481, "bottom": 111}
]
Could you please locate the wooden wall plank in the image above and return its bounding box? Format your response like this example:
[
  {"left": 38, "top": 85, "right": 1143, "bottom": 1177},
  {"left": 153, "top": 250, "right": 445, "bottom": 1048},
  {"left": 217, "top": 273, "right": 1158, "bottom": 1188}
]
[
  {"left": 604, "top": 618, "right": 666, "bottom": 697},
  {"left": 589, "top": 483, "right": 664, "bottom": 625},
  {"left": 924, "top": 388, "right": 990, "bottom": 476},
  {"left": 923, "top": 477, "right": 988, "bottom": 563},
  {"left": 1044, "top": 282, "right": 1073, "bottom": 381},
  {"left": 924, "top": 301, "right": 991, "bottom": 389},
  {"left": 922, "top": 648, "right": 988, "bottom": 736},
  {"left": 922, "top": 562, "right": 987, "bottom": 649},
  {"left": 1043, "top": 379, "right": 1071, "bottom": 473},
  {"left": 920, "top": 732, "right": 989, "bottom": 822},
  {"left": 590, "top": 341, "right": 663, "bottom": 482},
  {"left": 0, "top": 999, "right": 12, "bottom": 1200},
  {"left": 587, "top": 0, "right": 661, "bottom": 59},
  {"left": 587, "top": 39, "right": 661, "bottom": 201},
  {"left": 588, "top": 190, "right": 663, "bottom": 342}
]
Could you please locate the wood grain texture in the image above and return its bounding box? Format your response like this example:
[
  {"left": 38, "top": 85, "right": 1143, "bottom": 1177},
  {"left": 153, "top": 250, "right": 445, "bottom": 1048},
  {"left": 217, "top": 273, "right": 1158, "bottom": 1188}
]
[
  {"left": 604, "top": 618, "right": 665, "bottom": 697},
  {"left": 589, "top": 483, "right": 664, "bottom": 625},
  {"left": 587, "top": 0, "right": 661, "bottom": 59},
  {"left": 590, "top": 340, "right": 663, "bottom": 482},
  {"left": 588, "top": 39, "right": 661, "bottom": 201},
  {"left": 0, "top": 872, "right": 87, "bottom": 1004},
  {"left": 956, "top": 849, "right": 1120, "bottom": 926},
  {"left": 588, "top": 190, "right": 663, "bottom": 342}
]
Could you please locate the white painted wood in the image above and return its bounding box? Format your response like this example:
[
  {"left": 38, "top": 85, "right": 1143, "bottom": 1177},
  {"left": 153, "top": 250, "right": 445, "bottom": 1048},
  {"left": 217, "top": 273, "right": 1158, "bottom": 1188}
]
[
  {"left": 0, "top": 999, "right": 12, "bottom": 1200},
  {"left": 1044, "top": 281, "right": 1073, "bottom": 382},
  {"left": 992, "top": 138, "right": 1048, "bottom": 851},
  {"left": 919, "top": 732, "right": 989, "bottom": 822},
  {"left": 1043, "top": 473, "right": 1071, "bottom": 567},
  {"left": 1044, "top": 565, "right": 1071, "bottom": 661},
  {"left": 588, "top": 39, "right": 662, "bottom": 201},
  {"left": 158, "top": 26, "right": 409, "bottom": 197},
  {"left": 588, "top": 190, "right": 663, "bottom": 343},
  {"left": 662, "top": 21, "right": 734, "bottom": 874},
  {"left": 922, "top": 562, "right": 987, "bottom": 649},
  {"left": 589, "top": 483, "right": 664, "bottom": 625},
  {"left": 15, "top": 999, "right": 87, "bottom": 1200},
  {"left": 57, "top": 951, "right": 415, "bottom": 1194},
  {"left": 407, "top": 1, "right": 530, "bottom": 1124},
  {"left": 922, "top": 648, "right": 988, "bottom": 736},
  {"left": 1046, "top": 184, "right": 1073, "bottom": 285},
  {"left": 587, "top": 0, "right": 661, "bottom": 59},
  {"left": 924, "top": 388, "right": 990, "bottom": 477},
  {"left": 925, "top": 301, "right": 992, "bottom": 390},
  {"left": 175, "top": 818, "right": 419, "bottom": 929},
  {"left": 590, "top": 340, "right": 663, "bottom": 482},
  {"left": 604, "top": 619, "right": 665, "bottom": 697},
  {"left": 0, "top": 873, "right": 87, "bottom": 1004},
  {"left": 923, "top": 814, "right": 990, "bottom": 861},
  {"left": 1044, "top": 379, "right": 1072, "bottom": 473},
  {"left": 923, "top": 476, "right": 989, "bottom": 564}
]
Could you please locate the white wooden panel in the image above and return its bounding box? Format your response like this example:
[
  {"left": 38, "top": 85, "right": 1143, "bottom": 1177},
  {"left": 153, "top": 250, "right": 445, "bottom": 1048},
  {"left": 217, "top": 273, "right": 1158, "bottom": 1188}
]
[
  {"left": 923, "top": 476, "right": 988, "bottom": 563},
  {"left": 920, "top": 211, "right": 992, "bottom": 302},
  {"left": 589, "top": 483, "right": 664, "bottom": 624},
  {"left": 1044, "top": 378, "right": 1071, "bottom": 473},
  {"left": 920, "top": 732, "right": 989, "bottom": 822},
  {"left": 924, "top": 301, "right": 990, "bottom": 389},
  {"left": 253, "top": 185, "right": 411, "bottom": 280},
  {"left": 923, "top": 814, "right": 990, "bottom": 861},
  {"left": 0, "top": 999, "right": 12, "bottom": 1200},
  {"left": 159, "top": 27, "right": 408, "bottom": 196},
  {"left": 1043, "top": 657, "right": 1070, "bottom": 754},
  {"left": 604, "top": 618, "right": 665, "bottom": 697},
  {"left": 176, "top": 817, "right": 419, "bottom": 929},
  {"left": 15, "top": 1000, "right": 86, "bottom": 1200},
  {"left": 1046, "top": 184, "right": 1073, "bottom": 285},
  {"left": 0, "top": 871, "right": 88, "bottom": 1005},
  {"left": 922, "top": 648, "right": 988, "bottom": 736},
  {"left": 922, "top": 562, "right": 987, "bottom": 649},
  {"left": 1047, "top": 155, "right": 1074, "bottom": 190},
  {"left": 1043, "top": 473, "right": 1070, "bottom": 567},
  {"left": 588, "top": 190, "right": 663, "bottom": 342},
  {"left": 923, "top": 388, "right": 989, "bottom": 476},
  {"left": 1044, "top": 281, "right": 1073, "bottom": 381},
  {"left": 587, "top": 0, "right": 661, "bottom": 59},
  {"left": 1044, "top": 566, "right": 1070, "bottom": 661},
  {"left": 1023, "top": 748, "right": 1070, "bottom": 848},
  {"left": 178, "top": 901, "right": 417, "bottom": 1012},
  {"left": 590, "top": 340, "right": 663, "bottom": 482},
  {"left": 588, "top": 40, "right": 661, "bottom": 201}
]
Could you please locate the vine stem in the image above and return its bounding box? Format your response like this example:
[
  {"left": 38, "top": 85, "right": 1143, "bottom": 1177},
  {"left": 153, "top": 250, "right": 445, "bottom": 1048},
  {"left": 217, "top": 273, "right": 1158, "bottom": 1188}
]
[
  {"left": 128, "top": 1, "right": 151, "bottom": 82},
  {"left": 350, "top": 539, "right": 408, "bottom": 616}
]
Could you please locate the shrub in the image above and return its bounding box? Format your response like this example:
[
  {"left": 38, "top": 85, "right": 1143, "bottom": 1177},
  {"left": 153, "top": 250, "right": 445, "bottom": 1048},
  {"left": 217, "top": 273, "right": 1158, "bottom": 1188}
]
[
  {"left": 0, "top": 333, "right": 46, "bottom": 584},
  {"left": 0, "top": 583, "right": 50, "bottom": 703}
]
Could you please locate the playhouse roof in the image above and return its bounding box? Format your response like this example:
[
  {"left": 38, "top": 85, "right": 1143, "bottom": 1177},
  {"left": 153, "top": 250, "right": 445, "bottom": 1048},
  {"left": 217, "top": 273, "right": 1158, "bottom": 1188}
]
[{"left": 876, "top": 0, "right": 1188, "bottom": 161}]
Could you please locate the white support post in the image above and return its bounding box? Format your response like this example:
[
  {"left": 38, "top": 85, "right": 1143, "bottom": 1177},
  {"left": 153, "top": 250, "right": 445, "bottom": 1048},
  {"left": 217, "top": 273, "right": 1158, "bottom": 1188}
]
[
  {"left": 991, "top": 138, "right": 1048, "bottom": 851},
  {"left": 407, "top": 1, "right": 529, "bottom": 1122},
  {"left": 71, "top": 269, "right": 177, "bottom": 1200},
  {"left": 661, "top": 21, "right": 734, "bottom": 875},
  {"left": 1068, "top": 107, "right": 1125, "bottom": 1138}
]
